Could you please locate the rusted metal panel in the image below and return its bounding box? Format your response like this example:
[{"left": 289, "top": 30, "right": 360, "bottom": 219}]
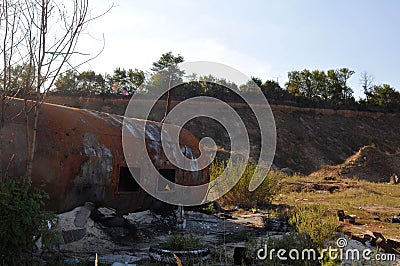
[{"left": 0, "top": 98, "right": 209, "bottom": 213}]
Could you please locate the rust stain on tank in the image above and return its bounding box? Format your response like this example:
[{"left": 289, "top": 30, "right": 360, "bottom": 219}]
[{"left": 0, "top": 98, "right": 209, "bottom": 213}]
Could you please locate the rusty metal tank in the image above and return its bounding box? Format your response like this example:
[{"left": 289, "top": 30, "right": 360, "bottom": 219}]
[{"left": 0, "top": 98, "right": 209, "bottom": 213}]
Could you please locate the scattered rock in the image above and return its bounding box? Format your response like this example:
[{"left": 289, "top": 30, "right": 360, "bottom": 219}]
[
  {"left": 389, "top": 173, "right": 398, "bottom": 184},
  {"left": 263, "top": 218, "right": 289, "bottom": 232},
  {"left": 90, "top": 207, "right": 117, "bottom": 222},
  {"left": 337, "top": 210, "right": 345, "bottom": 221},
  {"left": 100, "top": 216, "right": 127, "bottom": 227},
  {"left": 98, "top": 253, "right": 141, "bottom": 265},
  {"left": 373, "top": 232, "right": 400, "bottom": 254},
  {"left": 74, "top": 202, "right": 95, "bottom": 227},
  {"left": 213, "top": 201, "right": 224, "bottom": 213},
  {"left": 111, "top": 263, "right": 136, "bottom": 266},
  {"left": 62, "top": 228, "right": 87, "bottom": 244},
  {"left": 386, "top": 216, "right": 400, "bottom": 223},
  {"left": 337, "top": 210, "right": 355, "bottom": 224},
  {"left": 344, "top": 216, "right": 356, "bottom": 224},
  {"left": 124, "top": 210, "right": 154, "bottom": 229},
  {"left": 64, "top": 258, "right": 80, "bottom": 264},
  {"left": 281, "top": 167, "right": 294, "bottom": 176}
]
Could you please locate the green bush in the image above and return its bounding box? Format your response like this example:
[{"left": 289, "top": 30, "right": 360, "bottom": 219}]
[
  {"left": 0, "top": 175, "right": 56, "bottom": 264},
  {"left": 289, "top": 204, "right": 339, "bottom": 247},
  {"left": 209, "top": 160, "right": 282, "bottom": 209},
  {"left": 163, "top": 233, "right": 201, "bottom": 250}
]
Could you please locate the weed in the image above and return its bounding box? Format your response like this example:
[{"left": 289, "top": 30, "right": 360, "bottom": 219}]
[
  {"left": 0, "top": 175, "right": 57, "bottom": 264},
  {"left": 289, "top": 204, "right": 339, "bottom": 247},
  {"left": 209, "top": 160, "right": 283, "bottom": 209},
  {"left": 163, "top": 233, "right": 201, "bottom": 250}
]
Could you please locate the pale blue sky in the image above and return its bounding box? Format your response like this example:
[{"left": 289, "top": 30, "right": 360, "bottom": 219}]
[{"left": 78, "top": 0, "right": 400, "bottom": 99}]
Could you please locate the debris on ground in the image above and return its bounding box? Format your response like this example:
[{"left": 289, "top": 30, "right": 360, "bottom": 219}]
[
  {"left": 386, "top": 215, "right": 400, "bottom": 223},
  {"left": 40, "top": 203, "right": 400, "bottom": 265},
  {"left": 337, "top": 209, "right": 356, "bottom": 224}
]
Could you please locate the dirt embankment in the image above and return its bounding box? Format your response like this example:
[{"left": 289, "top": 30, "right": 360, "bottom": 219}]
[{"left": 45, "top": 95, "right": 400, "bottom": 180}]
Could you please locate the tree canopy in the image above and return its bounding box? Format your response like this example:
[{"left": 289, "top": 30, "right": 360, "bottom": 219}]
[{"left": 44, "top": 52, "right": 400, "bottom": 112}]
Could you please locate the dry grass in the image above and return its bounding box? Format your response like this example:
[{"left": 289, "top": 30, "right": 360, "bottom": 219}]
[{"left": 275, "top": 174, "right": 400, "bottom": 240}]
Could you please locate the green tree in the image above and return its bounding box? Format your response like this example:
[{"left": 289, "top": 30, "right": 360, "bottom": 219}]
[
  {"left": 0, "top": 64, "right": 36, "bottom": 97},
  {"left": 239, "top": 77, "right": 262, "bottom": 93},
  {"left": 108, "top": 68, "right": 145, "bottom": 95},
  {"left": 260, "top": 79, "right": 291, "bottom": 101},
  {"left": 286, "top": 69, "right": 321, "bottom": 99},
  {"left": 310, "top": 70, "right": 328, "bottom": 100},
  {"left": 286, "top": 68, "right": 355, "bottom": 104},
  {"left": 147, "top": 51, "right": 185, "bottom": 94},
  {"left": 54, "top": 70, "right": 107, "bottom": 96},
  {"left": 367, "top": 84, "right": 400, "bottom": 106},
  {"left": 77, "top": 70, "right": 106, "bottom": 95},
  {"left": 286, "top": 70, "right": 302, "bottom": 96},
  {"left": 146, "top": 52, "right": 184, "bottom": 122},
  {"left": 326, "top": 68, "right": 355, "bottom": 103},
  {"left": 200, "top": 75, "right": 239, "bottom": 101},
  {"left": 53, "top": 70, "right": 78, "bottom": 95}
]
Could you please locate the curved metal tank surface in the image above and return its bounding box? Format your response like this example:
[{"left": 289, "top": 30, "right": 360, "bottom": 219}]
[{"left": 0, "top": 98, "right": 209, "bottom": 213}]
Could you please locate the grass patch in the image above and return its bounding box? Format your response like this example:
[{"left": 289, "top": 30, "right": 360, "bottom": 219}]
[
  {"left": 163, "top": 233, "right": 201, "bottom": 250},
  {"left": 289, "top": 204, "right": 340, "bottom": 247},
  {"left": 275, "top": 174, "right": 400, "bottom": 240}
]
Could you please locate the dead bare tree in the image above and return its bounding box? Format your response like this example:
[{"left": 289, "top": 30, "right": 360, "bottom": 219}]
[
  {"left": 360, "top": 71, "right": 374, "bottom": 101},
  {"left": 0, "top": 0, "right": 111, "bottom": 178}
]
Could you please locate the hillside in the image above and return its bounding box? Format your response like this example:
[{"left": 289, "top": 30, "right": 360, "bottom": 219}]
[{"left": 45, "top": 95, "right": 400, "bottom": 180}]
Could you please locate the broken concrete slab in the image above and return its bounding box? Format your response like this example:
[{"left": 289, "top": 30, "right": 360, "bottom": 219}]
[
  {"left": 74, "top": 202, "right": 95, "bottom": 227},
  {"left": 124, "top": 210, "right": 154, "bottom": 228},
  {"left": 91, "top": 207, "right": 117, "bottom": 222},
  {"left": 263, "top": 218, "right": 289, "bottom": 232},
  {"left": 111, "top": 263, "right": 136, "bottom": 266},
  {"left": 62, "top": 228, "right": 87, "bottom": 244},
  {"left": 97, "top": 253, "right": 141, "bottom": 265}
]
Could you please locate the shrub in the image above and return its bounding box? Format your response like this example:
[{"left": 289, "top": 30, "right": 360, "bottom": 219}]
[
  {"left": 0, "top": 175, "right": 56, "bottom": 264},
  {"left": 163, "top": 233, "right": 201, "bottom": 250},
  {"left": 209, "top": 160, "right": 282, "bottom": 209},
  {"left": 289, "top": 204, "right": 339, "bottom": 247}
]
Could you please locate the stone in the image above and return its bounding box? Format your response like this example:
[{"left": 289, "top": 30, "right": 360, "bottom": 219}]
[
  {"left": 98, "top": 253, "right": 141, "bottom": 265},
  {"left": 281, "top": 167, "right": 294, "bottom": 176},
  {"left": 337, "top": 210, "right": 345, "bottom": 221},
  {"left": 100, "top": 216, "right": 126, "bottom": 227},
  {"left": 74, "top": 202, "right": 95, "bottom": 227},
  {"left": 62, "top": 228, "right": 87, "bottom": 243}
]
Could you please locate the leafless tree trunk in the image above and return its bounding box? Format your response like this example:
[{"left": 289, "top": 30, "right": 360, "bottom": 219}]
[
  {"left": 360, "top": 71, "right": 374, "bottom": 101},
  {"left": 161, "top": 75, "right": 172, "bottom": 123},
  {"left": 1, "top": 0, "right": 110, "bottom": 178}
]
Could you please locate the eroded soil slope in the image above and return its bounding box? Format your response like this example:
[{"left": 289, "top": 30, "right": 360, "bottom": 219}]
[{"left": 46, "top": 96, "right": 400, "bottom": 177}]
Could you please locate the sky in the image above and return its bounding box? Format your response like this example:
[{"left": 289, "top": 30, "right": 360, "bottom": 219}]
[{"left": 76, "top": 0, "right": 400, "bottom": 99}]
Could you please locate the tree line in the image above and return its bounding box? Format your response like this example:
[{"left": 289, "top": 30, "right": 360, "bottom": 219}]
[{"left": 3, "top": 51, "right": 400, "bottom": 112}]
